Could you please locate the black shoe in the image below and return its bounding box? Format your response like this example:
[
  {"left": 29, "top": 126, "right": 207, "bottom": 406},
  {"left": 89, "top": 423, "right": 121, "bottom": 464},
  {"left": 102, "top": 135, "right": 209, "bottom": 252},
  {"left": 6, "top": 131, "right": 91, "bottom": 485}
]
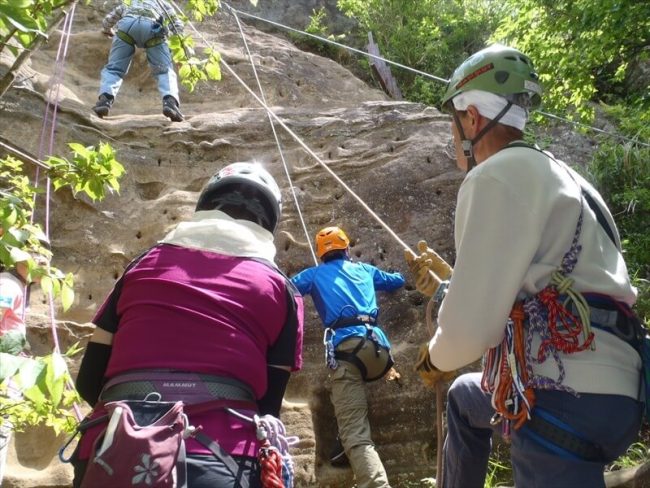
[
  {"left": 162, "top": 95, "right": 184, "bottom": 122},
  {"left": 329, "top": 437, "right": 349, "bottom": 467},
  {"left": 92, "top": 93, "right": 113, "bottom": 118}
]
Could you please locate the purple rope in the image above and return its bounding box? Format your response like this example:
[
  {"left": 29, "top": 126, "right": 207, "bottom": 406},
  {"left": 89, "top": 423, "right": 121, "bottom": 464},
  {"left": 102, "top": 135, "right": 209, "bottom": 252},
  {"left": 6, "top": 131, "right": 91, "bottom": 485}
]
[
  {"left": 44, "top": 2, "right": 76, "bottom": 237},
  {"left": 30, "top": 3, "right": 83, "bottom": 421},
  {"left": 522, "top": 203, "right": 585, "bottom": 394}
]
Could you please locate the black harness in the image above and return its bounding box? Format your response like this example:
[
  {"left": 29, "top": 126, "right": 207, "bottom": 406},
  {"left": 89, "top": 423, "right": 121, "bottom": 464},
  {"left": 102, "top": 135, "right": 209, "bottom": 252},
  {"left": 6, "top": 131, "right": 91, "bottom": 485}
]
[
  {"left": 506, "top": 143, "right": 645, "bottom": 462},
  {"left": 329, "top": 315, "right": 394, "bottom": 382}
]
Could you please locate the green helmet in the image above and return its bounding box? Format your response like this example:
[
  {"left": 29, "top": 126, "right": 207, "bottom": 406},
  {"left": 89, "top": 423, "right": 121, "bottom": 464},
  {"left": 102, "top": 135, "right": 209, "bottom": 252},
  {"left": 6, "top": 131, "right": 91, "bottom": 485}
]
[{"left": 442, "top": 44, "right": 542, "bottom": 110}]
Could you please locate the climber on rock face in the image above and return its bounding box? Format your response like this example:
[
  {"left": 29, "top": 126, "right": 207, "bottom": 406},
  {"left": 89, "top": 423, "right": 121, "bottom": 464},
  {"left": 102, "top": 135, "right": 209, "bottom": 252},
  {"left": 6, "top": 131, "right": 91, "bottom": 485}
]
[
  {"left": 290, "top": 226, "right": 404, "bottom": 488},
  {"left": 92, "top": 0, "right": 185, "bottom": 122}
]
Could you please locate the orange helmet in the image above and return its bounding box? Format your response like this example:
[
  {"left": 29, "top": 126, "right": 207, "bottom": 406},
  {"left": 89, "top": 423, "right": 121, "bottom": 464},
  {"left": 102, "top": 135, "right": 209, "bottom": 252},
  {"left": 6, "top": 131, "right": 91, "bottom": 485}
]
[{"left": 316, "top": 226, "right": 350, "bottom": 259}]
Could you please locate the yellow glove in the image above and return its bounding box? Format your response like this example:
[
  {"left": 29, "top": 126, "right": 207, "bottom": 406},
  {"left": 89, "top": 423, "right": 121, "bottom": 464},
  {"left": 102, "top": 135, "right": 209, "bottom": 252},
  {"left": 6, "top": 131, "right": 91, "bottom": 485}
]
[
  {"left": 414, "top": 343, "right": 456, "bottom": 389},
  {"left": 404, "top": 241, "right": 452, "bottom": 296},
  {"left": 414, "top": 240, "right": 452, "bottom": 280}
]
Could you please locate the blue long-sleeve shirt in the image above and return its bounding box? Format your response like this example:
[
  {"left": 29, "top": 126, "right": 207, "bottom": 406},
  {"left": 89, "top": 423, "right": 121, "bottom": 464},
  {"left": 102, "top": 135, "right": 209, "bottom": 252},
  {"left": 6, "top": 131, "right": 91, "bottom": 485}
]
[{"left": 291, "top": 257, "right": 404, "bottom": 347}]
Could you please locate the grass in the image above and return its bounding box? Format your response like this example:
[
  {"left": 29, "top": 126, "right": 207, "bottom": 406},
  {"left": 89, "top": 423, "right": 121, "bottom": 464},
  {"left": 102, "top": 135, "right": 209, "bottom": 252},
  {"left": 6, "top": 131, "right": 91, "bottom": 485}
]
[{"left": 483, "top": 425, "right": 650, "bottom": 488}]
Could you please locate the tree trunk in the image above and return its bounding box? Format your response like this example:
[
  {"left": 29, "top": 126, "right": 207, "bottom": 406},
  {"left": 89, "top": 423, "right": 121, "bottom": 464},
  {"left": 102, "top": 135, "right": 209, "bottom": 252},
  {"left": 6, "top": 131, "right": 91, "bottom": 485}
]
[
  {"left": 0, "top": 2, "right": 73, "bottom": 99},
  {"left": 0, "top": 27, "right": 19, "bottom": 55}
]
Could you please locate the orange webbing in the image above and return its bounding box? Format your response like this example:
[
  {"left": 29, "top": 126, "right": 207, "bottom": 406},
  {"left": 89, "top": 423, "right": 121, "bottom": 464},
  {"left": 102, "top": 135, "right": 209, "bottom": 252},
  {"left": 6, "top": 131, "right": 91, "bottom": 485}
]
[{"left": 491, "top": 303, "right": 536, "bottom": 430}]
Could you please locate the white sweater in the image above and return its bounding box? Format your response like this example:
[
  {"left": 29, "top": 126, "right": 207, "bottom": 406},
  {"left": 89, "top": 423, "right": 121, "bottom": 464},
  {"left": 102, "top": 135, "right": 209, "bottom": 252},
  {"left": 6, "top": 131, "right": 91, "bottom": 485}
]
[{"left": 431, "top": 144, "right": 640, "bottom": 399}]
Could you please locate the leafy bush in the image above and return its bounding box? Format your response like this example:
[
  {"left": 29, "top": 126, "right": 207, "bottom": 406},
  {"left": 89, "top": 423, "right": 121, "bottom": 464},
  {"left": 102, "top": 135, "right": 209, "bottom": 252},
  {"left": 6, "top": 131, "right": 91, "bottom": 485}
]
[
  {"left": 288, "top": 7, "right": 350, "bottom": 64},
  {"left": 1, "top": 144, "right": 124, "bottom": 436},
  {"left": 337, "top": 0, "right": 499, "bottom": 104},
  {"left": 586, "top": 102, "right": 650, "bottom": 321},
  {"left": 490, "top": 0, "right": 650, "bottom": 121},
  {"left": 0, "top": 347, "right": 82, "bottom": 436}
]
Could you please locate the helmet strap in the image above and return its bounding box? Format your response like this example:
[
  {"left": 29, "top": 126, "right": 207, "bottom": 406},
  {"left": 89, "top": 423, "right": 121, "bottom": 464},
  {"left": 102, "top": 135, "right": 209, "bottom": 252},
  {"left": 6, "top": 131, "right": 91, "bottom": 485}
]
[
  {"left": 452, "top": 111, "right": 477, "bottom": 171},
  {"left": 453, "top": 101, "right": 514, "bottom": 172}
]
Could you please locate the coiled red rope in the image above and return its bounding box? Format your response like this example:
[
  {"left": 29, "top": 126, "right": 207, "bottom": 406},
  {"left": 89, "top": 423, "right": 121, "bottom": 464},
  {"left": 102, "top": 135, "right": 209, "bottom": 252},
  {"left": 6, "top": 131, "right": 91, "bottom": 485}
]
[{"left": 258, "top": 438, "right": 284, "bottom": 488}]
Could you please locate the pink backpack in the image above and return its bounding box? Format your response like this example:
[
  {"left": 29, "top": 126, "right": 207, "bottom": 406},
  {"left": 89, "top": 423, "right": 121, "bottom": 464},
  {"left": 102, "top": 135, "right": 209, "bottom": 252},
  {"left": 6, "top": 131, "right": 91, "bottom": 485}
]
[{"left": 80, "top": 400, "right": 187, "bottom": 488}]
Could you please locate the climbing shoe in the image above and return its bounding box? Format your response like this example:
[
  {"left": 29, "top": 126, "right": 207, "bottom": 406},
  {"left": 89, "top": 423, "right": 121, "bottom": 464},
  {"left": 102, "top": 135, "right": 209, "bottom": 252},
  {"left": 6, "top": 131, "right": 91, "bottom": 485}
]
[
  {"left": 162, "top": 95, "right": 184, "bottom": 122},
  {"left": 329, "top": 437, "right": 349, "bottom": 467},
  {"left": 92, "top": 93, "right": 113, "bottom": 118}
]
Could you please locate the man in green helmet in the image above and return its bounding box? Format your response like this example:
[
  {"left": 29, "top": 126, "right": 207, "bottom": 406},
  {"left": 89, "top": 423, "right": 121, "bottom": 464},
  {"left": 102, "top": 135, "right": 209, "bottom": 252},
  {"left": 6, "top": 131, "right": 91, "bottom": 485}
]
[{"left": 406, "top": 44, "right": 643, "bottom": 487}]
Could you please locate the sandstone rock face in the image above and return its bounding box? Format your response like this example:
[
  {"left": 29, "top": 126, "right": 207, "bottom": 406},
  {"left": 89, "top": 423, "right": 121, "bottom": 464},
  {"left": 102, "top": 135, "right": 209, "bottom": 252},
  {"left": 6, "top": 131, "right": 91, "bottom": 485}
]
[{"left": 0, "top": 3, "right": 612, "bottom": 488}]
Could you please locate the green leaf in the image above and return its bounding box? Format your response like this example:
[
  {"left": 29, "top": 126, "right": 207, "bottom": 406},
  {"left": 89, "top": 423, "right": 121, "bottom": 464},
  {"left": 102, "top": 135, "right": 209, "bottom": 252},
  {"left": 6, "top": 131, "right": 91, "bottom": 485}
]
[
  {"left": 68, "top": 142, "right": 90, "bottom": 158},
  {"left": 40, "top": 275, "right": 53, "bottom": 295},
  {"left": 9, "top": 246, "right": 30, "bottom": 263},
  {"left": 0, "top": 353, "right": 30, "bottom": 382},
  {"left": 61, "top": 282, "right": 74, "bottom": 311},
  {"left": 14, "top": 357, "right": 45, "bottom": 390},
  {"left": 205, "top": 62, "right": 221, "bottom": 80},
  {"left": 22, "top": 382, "right": 46, "bottom": 408},
  {"left": 179, "top": 64, "right": 191, "bottom": 79},
  {"left": 44, "top": 353, "right": 68, "bottom": 406}
]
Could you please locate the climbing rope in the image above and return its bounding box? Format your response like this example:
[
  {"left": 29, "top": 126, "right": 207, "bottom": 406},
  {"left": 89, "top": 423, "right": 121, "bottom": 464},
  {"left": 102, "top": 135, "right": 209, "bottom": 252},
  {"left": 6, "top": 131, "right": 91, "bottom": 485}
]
[
  {"left": 226, "top": 4, "right": 317, "bottom": 265},
  {"left": 223, "top": 3, "right": 448, "bottom": 85},
  {"left": 424, "top": 297, "right": 446, "bottom": 487},
  {"left": 33, "top": 1, "right": 77, "bottom": 350},
  {"left": 222, "top": 4, "right": 650, "bottom": 149},
  {"left": 481, "top": 303, "right": 535, "bottom": 436},
  {"left": 227, "top": 408, "right": 298, "bottom": 488},
  {"left": 482, "top": 185, "right": 594, "bottom": 438},
  {"left": 172, "top": 0, "right": 414, "bottom": 257},
  {"left": 26, "top": 2, "right": 83, "bottom": 422}
]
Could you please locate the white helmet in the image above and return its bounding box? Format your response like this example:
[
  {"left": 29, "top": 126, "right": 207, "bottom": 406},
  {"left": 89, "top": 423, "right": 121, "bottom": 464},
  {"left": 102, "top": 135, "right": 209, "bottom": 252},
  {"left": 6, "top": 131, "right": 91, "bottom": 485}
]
[{"left": 195, "top": 162, "right": 282, "bottom": 232}]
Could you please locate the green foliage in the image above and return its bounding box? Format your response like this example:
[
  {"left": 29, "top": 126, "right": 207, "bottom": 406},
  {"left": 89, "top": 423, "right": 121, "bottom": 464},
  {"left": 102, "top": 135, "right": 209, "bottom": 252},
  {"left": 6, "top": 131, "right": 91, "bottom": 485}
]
[
  {"left": 0, "top": 157, "right": 72, "bottom": 309},
  {"left": 47, "top": 142, "right": 124, "bottom": 201},
  {"left": 184, "top": 0, "right": 219, "bottom": 22},
  {"left": 582, "top": 97, "right": 650, "bottom": 321},
  {"left": 292, "top": 7, "right": 348, "bottom": 59},
  {"left": 169, "top": 34, "right": 222, "bottom": 92},
  {"left": 587, "top": 143, "right": 650, "bottom": 320},
  {"left": 0, "top": 346, "right": 82, "bottom": 436},
  {"left": 0, "top": 0, "right": 75, "bottom": 56},
  {"left": 608, "top": 442, "right": 650, "bottom": 472},
  {"left": 336, "top": 0, "right": 501, "bottom": 104},
  {"left": 1, "top": 143, "right": 125, "bottom": 311},
  {"left": 491, "top": 0, "right": 650, "bottom": 121}
]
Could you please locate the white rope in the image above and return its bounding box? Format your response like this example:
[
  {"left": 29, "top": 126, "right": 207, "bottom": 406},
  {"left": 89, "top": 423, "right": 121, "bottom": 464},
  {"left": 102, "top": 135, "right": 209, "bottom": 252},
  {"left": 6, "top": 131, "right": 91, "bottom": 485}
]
[
  {"left": 224, "top": 3, "right": 449, "bottom": 84},
  {"left": 226, "top": 5, "right": 318, "bottom": 265},
  {"left": 174, "top": 1, "right": 414, "bottom": 254},
  {"left": 223, "top": 4, "right": 650, "bottom": 149},
  {"left": 536, "top": 110, "right": 650, "bottom": 148}
]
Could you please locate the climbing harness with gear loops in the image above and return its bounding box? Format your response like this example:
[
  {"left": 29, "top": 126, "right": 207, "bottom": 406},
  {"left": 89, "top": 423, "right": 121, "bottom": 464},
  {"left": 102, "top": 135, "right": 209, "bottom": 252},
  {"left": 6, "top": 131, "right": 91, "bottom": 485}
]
[{"left": 481, "top": 162, "right": 596, "bottom": 440}]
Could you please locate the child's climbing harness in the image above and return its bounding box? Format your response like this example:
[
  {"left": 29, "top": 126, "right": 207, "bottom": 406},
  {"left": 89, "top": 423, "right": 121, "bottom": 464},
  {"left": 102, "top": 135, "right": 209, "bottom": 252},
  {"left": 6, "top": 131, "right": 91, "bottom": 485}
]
[{"left": 323, "top": 307, "right": 394, "bottom": 381}]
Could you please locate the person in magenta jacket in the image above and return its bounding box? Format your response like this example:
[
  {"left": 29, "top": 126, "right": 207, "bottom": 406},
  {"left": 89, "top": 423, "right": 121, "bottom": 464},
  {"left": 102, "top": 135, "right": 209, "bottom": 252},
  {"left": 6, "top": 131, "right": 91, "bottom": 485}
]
[{"left": 73, "top": 162, "right": 304, "bottom": 488}]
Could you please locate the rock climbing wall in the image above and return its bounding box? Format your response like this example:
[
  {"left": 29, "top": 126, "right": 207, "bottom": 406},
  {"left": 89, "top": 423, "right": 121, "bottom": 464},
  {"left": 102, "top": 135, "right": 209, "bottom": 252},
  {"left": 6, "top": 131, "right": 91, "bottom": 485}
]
[{"left": 0, "top": 2, "right": 606, "bottom": 487}]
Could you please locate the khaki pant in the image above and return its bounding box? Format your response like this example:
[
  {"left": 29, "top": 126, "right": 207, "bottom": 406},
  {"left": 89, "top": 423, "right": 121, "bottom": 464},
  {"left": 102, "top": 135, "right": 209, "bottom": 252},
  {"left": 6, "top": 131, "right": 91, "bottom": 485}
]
[{"left": 329, "top": 339, "right": 391, "bottom": 488}]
